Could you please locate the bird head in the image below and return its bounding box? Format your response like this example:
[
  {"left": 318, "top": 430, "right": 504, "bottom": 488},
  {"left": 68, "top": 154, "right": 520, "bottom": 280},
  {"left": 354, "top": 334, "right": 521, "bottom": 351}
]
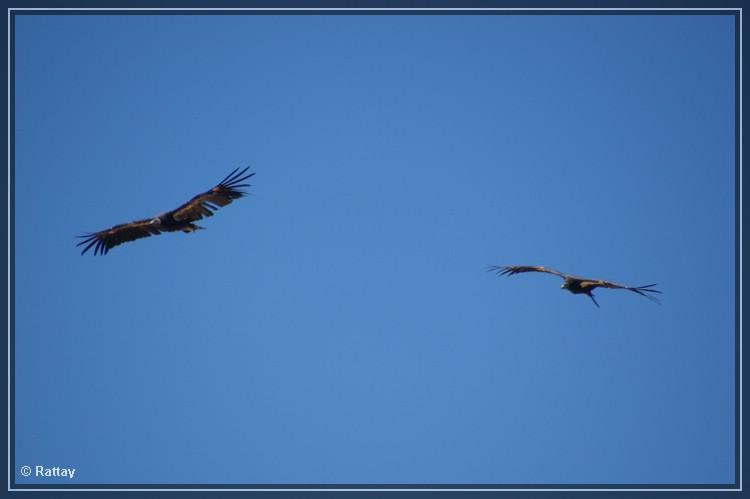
[
  {"left": 561, "top": 280, "right": 569, "bottom": 290},
  {"left": 149, "top": 217, "right": 161, "bottom": 225}
]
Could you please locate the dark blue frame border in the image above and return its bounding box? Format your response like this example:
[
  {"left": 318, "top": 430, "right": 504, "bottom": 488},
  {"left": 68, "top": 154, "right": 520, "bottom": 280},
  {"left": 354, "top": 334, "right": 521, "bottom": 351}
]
[{"left": 3, "top": 5, "right": 743, "bottom": 496}]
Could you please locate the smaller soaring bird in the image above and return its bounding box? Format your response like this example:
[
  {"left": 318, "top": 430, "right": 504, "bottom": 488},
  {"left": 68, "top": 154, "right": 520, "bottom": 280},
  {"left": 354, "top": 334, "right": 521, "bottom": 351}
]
[
  {"left": 77, "top": 167, "right": 253, "bottom": 256},
  {"left": 488, "top": 265, "right": 661, "bottom": 307}
]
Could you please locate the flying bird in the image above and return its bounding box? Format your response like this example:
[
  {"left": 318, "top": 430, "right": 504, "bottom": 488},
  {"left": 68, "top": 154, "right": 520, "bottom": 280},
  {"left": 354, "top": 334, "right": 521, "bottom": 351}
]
[
  {"left": 488, "top": 265, "right": 661, "bottom": 307},
  {"left": 77, "top": 167, "right": 253, "bottom": 255}
]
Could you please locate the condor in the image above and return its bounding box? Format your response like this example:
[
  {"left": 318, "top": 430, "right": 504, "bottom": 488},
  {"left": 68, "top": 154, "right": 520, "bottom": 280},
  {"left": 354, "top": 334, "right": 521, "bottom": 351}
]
[
  {"left": 488, "top": 265, "right": 661, "bottom": 307},
  {"left": 77, "top": 167, "right": 253, "bottom": 255}
]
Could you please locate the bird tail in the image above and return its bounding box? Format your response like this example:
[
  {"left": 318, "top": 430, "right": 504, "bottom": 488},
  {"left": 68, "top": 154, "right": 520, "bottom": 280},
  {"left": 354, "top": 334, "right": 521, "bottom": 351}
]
[{"left": 181, "top": 223, "right": 205, "bottom": 233}]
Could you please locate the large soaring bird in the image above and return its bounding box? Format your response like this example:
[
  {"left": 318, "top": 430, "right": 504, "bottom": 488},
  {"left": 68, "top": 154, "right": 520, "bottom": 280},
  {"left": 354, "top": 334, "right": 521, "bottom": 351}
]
[
  {"left": 77, "top": 167, "right": 253, "bottom": 255},
  {"left": 488, "top": 265, "right": 661, "bottom": 307}
]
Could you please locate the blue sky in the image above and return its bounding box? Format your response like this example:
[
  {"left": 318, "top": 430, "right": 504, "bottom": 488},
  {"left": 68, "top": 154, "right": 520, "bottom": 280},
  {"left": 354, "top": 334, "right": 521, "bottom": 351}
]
[{"left": 13, "top": 13, "right": 735, "bottom": 485}]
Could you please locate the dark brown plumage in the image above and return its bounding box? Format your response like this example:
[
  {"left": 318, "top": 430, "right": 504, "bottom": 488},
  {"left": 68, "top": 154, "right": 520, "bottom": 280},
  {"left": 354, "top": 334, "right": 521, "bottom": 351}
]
[
  {"left": 488, "top": 265, "right": 661, "bottom": 307},
  {"left": 77, "top": 167, "right": 253, "bottom": 255}
]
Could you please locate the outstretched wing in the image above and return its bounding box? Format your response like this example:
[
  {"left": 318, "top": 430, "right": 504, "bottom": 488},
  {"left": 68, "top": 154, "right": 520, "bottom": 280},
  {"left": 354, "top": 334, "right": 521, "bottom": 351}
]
[
  {"left": 487, "top": 265, "right": 567, "bottom": 279},
  {"left": 582, "top": 279, "right": 662, "bottom": 304},
  {"left": 76, "top": 219, "right": 163, "bottom": 256},
  {"left": 170, "top": 167, "right": 254, "bottom": 222}
]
